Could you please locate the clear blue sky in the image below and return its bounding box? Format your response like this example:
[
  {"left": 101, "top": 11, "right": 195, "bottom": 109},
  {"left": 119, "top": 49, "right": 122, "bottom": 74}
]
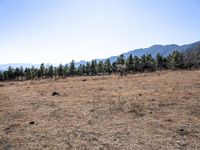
[{"left": 0, "top": 0, "right": 200, "bottom": 64}]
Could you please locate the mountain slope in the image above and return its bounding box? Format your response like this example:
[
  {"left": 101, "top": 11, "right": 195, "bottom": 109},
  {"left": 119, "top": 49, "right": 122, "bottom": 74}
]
[
  {"left": 183, "top": 43, "right": 200, "bottom": 64},
  {"left": 107, "top": 41, "right": 200, "bottom": 63},
  {"left": 1, "top": 41, "right": 200, "bottom": 70}
]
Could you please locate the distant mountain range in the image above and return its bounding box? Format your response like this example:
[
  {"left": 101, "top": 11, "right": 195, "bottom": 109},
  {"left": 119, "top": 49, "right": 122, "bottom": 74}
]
[
  {"left": 75, "top": 41, "right": 200, "bottom": 65},
  {"left": 1, "top": 41, "right": 200, "bottom": 71}
]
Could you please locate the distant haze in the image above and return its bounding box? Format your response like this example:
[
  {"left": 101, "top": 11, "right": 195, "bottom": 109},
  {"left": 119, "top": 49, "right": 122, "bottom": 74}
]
[{"left": 0, "top": 0, "right": 200, "bottom": 64}]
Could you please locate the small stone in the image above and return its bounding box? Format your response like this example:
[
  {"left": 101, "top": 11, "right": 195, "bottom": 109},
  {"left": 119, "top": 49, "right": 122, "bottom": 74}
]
[
  {"left": 52, "top": 92, "right": 61, "bottom": 96},
  {"left": 29, "top": 121, "right": 35, "bottom": 125}
]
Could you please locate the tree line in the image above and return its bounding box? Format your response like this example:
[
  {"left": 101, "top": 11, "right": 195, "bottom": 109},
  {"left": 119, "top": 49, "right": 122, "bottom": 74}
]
[{"left": 0, "top": 50, "right": 200, "bottom": 81}]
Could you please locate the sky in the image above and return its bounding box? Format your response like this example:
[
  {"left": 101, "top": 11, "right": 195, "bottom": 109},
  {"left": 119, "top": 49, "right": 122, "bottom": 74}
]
[{"left": 0, "top": 0, "right": 200, "bottom": 64}]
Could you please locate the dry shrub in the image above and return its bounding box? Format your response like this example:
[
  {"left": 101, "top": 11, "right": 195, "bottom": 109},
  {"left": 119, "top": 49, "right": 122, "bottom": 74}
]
[
  {"left": 128, "top": 102, "right": 145, "bottom": 117},
  {"left": 108, "top": 97, "right": 127, "bottom": 112},
  {"left": 0, "top": 84, "right": 5, "bottom": 87}
]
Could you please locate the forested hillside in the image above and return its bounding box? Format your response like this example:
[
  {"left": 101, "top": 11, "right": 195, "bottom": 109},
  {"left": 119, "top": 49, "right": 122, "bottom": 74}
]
[{"left": 0, "top": 43, "right": 200, "bottom": 81}]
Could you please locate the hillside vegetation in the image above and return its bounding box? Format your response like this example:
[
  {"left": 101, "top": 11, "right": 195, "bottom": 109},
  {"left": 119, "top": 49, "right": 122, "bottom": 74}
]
[{"left": 1, "top": 42, "right": 200, "bottom": 81}]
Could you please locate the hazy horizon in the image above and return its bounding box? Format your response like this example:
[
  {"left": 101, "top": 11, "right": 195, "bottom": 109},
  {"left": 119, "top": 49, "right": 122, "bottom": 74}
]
[{"left": 1, "top": 0, "right": 200, "bottom": 64}]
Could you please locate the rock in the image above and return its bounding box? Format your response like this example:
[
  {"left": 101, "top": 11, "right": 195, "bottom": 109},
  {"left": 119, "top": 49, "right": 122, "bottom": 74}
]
[
  {"left": 178, "top": 127, "right": 189, "bottom": 136},
  {"left": 29, "top": 121, "right": 35, "bottom": 125},
  {"left": 52, "top": 92, "right": 61, "bottom": 96},
  {"left": 0, "top": 84, "right": 5, "bottom": 87}
]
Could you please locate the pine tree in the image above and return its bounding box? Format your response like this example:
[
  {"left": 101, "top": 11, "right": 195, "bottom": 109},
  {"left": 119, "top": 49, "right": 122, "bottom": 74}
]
[
  {"left": 30, "top": 66, "right": 36, "bottom": 79},
  {"left": 53, "top": 67, "right": 58, "bottom": 78},
  {"left": 48, "top": 65, "right": 54, "bottom": 78},
  {"left": 78, "top": 64, "right": 84, "bottom": 76},
  {"left": 169, "top": 51, "right": 184, "bottom": 69},
  {"left": 3, "top": 71, "right": 9, "bottom": 80},
  {"left": 141, "top": 55, "right": 146, "bottom": 72},
  {"left": 64, "top": 64, "right": 69, "bottom": 77},
  {"left": 58, "top": 64, "right": 64, "bottom": 77},
  {"left": 97, "top": 61, "right": 104, "bottom": 75},
  {"left": 0, "top": 71, "right": 3, "bottom": 81},
  {"left": 145, "top": 54, "right": 156, "bottom": 72},
  {"left": 7, "top": 66, "right": 14, "bottom": 80},
  {"left": 133, "top": 56, "right": 141, "bottom": 72},
  {"left": 69, "top": 60, "right": 76, "bottom": 76},
  {"left": 126, "top": 54, "right": 134, "bottom": 73},
  {"left": 24, "top": 68, "right": 31, "bottom": 80},
  {"left": 82, "top": 64, "right": 86, "bottom": 76},
  {"left": 86, "top": 62, "right": 90, "bottom": 75},
  {"left": 104, "top": 59, "right": 112, "bottom": 74},
  {"left": 117, "top": 54, "right": 125, "bottom": 65},
  {"left": 19, "top": 66, "right": 24, "bottom": 80},
  {"left": 90, "top": 60, "right": 97, "bottom": 75},
  {"left": 39, "top": 63, "right": 45, "bottom": 78},
  {"left": 112, "top": 62, "right": 117, "bottom": 73},
  {"left": 14, "top": 67, "right": 20, "bottom": 80}
]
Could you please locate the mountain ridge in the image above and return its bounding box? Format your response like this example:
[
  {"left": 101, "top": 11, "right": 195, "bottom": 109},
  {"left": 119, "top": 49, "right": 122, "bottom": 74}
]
[{"left": 1, "top": 41, "right": 200, "bottom": 71}]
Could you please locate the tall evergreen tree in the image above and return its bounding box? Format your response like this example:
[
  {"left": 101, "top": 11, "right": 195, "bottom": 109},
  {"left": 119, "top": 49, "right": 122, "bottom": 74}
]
[
  {"left": 48, "top": 65, "right": 54, "bottom": 78},
  {"left": 69, "top": 60, "right": 76, "bottom": 76},
  {"left": 3, "top": 71, "right": 9, "bottom": 80},
  {"left": 39, "top": 63, "right": 45, "bottom": 78},
  {"left": 97, "top": 61, "right": 104, "bottom": 75},
  {"left": 77, "top": 64, "right": 84, "bottom": 76},
  {"left": 30, "top": 66, "right": 36, "bottom": 79},
  {"left": 168, "top": 51, "right": 184, "bottom": 69},
  {"left": 117, "top": 54, "right": 125, "bottom": 65},
  {"left": 145, "top": 54, "right": 156, "bottom": 72},
  {"left": 112, "top": 62, "right": 117, "bottom": 73},
  {"left": 0, "top": 71, "right": 3, "bottom": 81},
  {"left": 24, "top": 68, "right": 31, "bottom": 80},
  {"left": 82, "top": 64, "right": 86, "bottom": 76},
  {"left": 53, "top": 67, "right": 58, "bottom": 78},
  {"left": 57, "top": 64, "right": 64, "bottom": 77},
  {"left": 14, "top": 67, "right": 20, "bottom": 80},
  {"left": 63, "top": 64, "right": 69, "bottom": 77},
  {"left": 133, "top": 56, "right": 141, "bottom": 72},
  {"left": 90, "top": 60, "right": 97, "bottom": 75},
  {"left": 7, "top": 66, "right": 14, "bottom": 80},
  {"left": 104, "top": 59, "right": 112, "bottom": 74},
  {"left": 19, "top": 66, "right": 24, "bottom": 80},
  {"left": 156, "top": 53, "right": 164, "bottom": 71},
  {"left": 126, "top": 54, "right": 134, "bottom": 73},
  {"left": 86, "top": 62, "right": 90, "bottom": 75}
]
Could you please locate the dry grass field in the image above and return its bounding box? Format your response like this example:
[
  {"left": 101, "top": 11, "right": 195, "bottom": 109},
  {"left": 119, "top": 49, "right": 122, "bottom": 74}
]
[{"left": 0, "top": 70, "right": 200, "bottom": 150}]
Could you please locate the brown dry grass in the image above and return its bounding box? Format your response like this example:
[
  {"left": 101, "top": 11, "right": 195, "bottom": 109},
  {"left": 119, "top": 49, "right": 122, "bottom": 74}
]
[{"left": 0, "top": 70, "right": 200, "bottom": 150}]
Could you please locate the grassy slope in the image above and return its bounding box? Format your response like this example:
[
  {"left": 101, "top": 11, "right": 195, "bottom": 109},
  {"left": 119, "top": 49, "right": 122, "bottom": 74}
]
[{"left": 0, "top": 70, "right": 200, "bottom": 149}]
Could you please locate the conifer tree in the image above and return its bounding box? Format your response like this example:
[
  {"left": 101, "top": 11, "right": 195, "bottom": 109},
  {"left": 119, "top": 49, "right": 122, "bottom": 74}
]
[
  {"left": 86, "top": 62, "right": 90, "bottom": 75},
  {"left": 104, "top": 59, "right": 112, "bottom": 74},
  {"left": 48, "top": 65, "right": 54, "bottom": 78},
  {"left": 90, "top": 60, "right": 97, "bottom": 75},
  {"left": 97, "top": 61, "right": 104, "bottom": 75},
  {"left": 69, "top": 60, "right": 76, "bottom": 76},
  {"left": 58, "top": 64, "right": 64, "bottom": 77},
  {"left": 39, "top": 63, "right": 45, "bottom": 78},
  {"left": 117, "top": 54, "right": 125, "bottom": 65},
  {"left": 126, "top": 54, "right": 134, "bottom": 73}
]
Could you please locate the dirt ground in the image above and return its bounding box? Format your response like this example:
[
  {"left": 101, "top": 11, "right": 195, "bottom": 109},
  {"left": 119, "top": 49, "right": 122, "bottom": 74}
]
[{"left": 0, "top": 70, "right": 200, "bottom": 150}]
